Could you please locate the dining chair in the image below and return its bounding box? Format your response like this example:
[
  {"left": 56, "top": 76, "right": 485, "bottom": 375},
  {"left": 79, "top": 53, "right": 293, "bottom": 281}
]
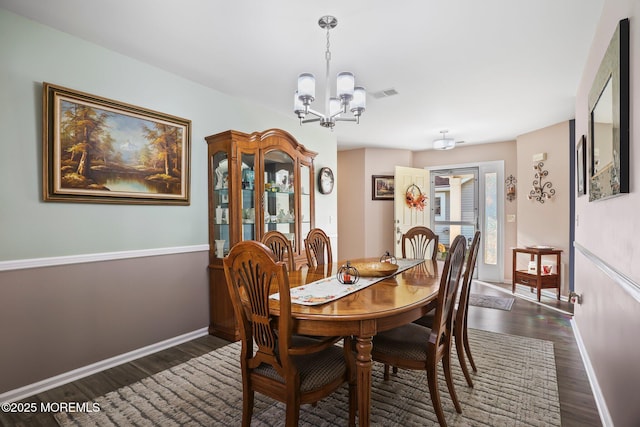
[
  {"left": 401, "top": 226, "right": 439, "bottom": 260},
  {"left": 223, "top": 241, "right": 356, "bottom": 427},
  {"left": 262, "top": 230, "right": 296, "bottom": 271},
  {"left": 415, "top": 231, "right": 481, "bottom": 387},
  {"left": 372, "top": 234, "right": 467, "bottom": 427},
  {"left": 304, "top": 228, "right": 333, "bottom": 267}
]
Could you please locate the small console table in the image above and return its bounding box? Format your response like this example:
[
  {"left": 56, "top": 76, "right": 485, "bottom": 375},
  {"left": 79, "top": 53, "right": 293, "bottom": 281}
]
[{"left": 512, "top": 247, "right": 562, "bottom": 302}]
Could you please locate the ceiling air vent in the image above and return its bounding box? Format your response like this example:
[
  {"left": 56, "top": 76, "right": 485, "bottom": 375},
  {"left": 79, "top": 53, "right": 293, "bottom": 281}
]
[{"left": 371, "top": 88, "right": 398, "bottom": 99}]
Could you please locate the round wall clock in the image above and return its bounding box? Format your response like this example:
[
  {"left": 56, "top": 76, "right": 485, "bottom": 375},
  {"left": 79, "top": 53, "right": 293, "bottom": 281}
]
[{"left": 318, "top": 167, "right": 334, "bottom": 194}]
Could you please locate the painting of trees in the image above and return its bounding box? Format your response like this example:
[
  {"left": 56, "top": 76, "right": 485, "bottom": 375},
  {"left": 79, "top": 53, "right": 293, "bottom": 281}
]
[{"left": 44, "top": 83, "right": 190, "bottom": 204}]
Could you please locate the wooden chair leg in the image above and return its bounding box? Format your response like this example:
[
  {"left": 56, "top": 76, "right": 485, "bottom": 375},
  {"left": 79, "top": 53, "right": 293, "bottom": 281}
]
[
  {"left": 392, "top": 366, "right": 398, "bottom": 374},
  {"left": 344, "top": 337, "right": 357, "bottom": 427},
  {"left": 455, "top": 326, "right": 474, "bottom": 387},
  {"left": 426, "top": 363, "right": 447, "bottom": 427},
  {"left": 443, "top": 354, "right": 462, "bottom": 414},
  {"left": 462, "top": 325, "right": 477, "bottom": 372},
  {"left": 348, "top": 381, "right": 357, "bottom": 427},
  {"left": 285, "top": 388, "right": 300, "bottom": 427},
  {"left": 383, "top": 363, "right": 390, "bottom": 380},
  {"left": 242, "top": 387, "right": 254, "bottom": 427}
]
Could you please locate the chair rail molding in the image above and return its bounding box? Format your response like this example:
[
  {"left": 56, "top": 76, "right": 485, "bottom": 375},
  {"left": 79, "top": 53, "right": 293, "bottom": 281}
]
[
  {"left": 0, "top": 244, "right": 209, "bottom": 272},
  {"left": 574, "top": 242, "right": 640, "bottom": 302}
]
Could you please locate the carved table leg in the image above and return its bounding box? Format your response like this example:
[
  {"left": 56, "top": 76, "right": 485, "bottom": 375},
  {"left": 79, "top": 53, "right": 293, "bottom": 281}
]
[{"left": 355, "top": 335, "right": 373, "bottom": 426}]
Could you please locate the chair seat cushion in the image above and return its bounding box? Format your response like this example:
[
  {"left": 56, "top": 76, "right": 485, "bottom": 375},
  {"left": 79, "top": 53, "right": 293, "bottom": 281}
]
[
  {"left": 254, "top": 341, "right": 346, "bottom": 392},
  {"left": 413, "top": 310, "right": 435, "bottom": 328},
  {"left": 373, "top": 323, "right": 433, "bottom": 362}
]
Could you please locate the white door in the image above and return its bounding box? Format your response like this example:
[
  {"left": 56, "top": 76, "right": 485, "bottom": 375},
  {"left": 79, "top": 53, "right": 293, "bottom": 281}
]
[{"left": 394, "top": 166, "right": 430, "bottom": 257}]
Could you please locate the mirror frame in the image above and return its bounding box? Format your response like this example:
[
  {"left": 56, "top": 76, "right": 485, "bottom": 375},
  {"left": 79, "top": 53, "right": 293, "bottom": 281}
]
[{"left": 588, "top": 18, "right": 629, "bottom": 201}]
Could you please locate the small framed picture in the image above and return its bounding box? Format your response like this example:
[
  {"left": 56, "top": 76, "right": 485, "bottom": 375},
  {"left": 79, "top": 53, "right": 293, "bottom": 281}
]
[
  {"left": 372, "top": 175, "right": 394, "bottom": 200},
  {"left": 577, "top": 135, "right": 586, "bottom": 196}
]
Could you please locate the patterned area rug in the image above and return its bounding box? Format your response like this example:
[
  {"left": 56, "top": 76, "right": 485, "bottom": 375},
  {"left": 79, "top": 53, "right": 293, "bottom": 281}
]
[
  {"left": 55, "top": 329, "right": 560, "bottom": 426},
  {"left": 469, "top": 294, "right": 515, "bottom": 311}
]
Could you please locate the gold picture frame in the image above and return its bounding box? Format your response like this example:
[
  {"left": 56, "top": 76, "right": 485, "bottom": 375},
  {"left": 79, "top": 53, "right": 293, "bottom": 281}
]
[{"left": 43, "top": 83, "right": 191, "bottom": 205}]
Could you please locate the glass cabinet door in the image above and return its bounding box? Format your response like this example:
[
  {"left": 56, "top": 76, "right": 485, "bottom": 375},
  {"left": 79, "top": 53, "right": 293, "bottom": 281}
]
[
  {"left": 212, "top": 151, "right": 230, "bottom": 258},
  {"left": 240, "top": 153, "right": 256, "bottom": 242},
  {"left": 263, "top": 150, "right": 295, "bottom": 250},
  {"left": 300, "top": 164, "right": 311, "bottom": 242}
]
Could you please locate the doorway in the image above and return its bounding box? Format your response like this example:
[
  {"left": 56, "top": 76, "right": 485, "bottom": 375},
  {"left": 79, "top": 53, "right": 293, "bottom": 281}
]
[{"left": 429, "top": 161, "right": 504, "bottom": 282}]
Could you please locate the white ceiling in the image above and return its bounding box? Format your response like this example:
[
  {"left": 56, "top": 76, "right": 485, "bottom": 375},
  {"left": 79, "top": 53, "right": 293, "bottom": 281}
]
[{"left": 1, "top": 0, "right": 604, "bottom": 151}]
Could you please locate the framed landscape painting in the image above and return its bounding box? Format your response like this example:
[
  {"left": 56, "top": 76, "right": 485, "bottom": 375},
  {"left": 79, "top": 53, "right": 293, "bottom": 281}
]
[
  {"left": 372, "top": 175, "right": 394, "bottom": 200},
  {"left": 43, "top": 83, "right": 191, "bottom": 205}
]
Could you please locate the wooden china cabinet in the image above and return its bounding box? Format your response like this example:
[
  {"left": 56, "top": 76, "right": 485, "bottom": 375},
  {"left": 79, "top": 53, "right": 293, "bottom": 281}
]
[{"left": 205, "top": 128, "right": 316, "bottom": 340}]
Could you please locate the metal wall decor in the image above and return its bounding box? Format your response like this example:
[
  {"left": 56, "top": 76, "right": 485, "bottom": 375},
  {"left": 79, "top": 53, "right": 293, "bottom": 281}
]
[
  {"left": 505, "top": 175, "right": 517, "bottom": 202},
  {"left": 527, "top": 162, "right": 555, "bottom": 203}
]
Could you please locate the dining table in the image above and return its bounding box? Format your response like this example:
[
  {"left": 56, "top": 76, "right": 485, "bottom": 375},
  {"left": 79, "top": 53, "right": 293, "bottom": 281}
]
[{"left": 268, "top": 257, "right": 442, "bottom": 427}]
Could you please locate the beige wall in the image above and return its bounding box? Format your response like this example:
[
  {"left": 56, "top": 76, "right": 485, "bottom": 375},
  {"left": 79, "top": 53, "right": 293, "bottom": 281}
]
[
  {"left": 516, "top": 122, "right": 571, "bottom": 294},
  {"left": 413, "top": 140, "right": 518, "bottom": 281},
  {"left": 337, "top": 148, "right": 412, "bottom": 259},
  {"left": 337, "top": 149, "right": 366, "bottom": 259},
  {"left": 573, "top": 0, "right": 640, "bottom": 425}
]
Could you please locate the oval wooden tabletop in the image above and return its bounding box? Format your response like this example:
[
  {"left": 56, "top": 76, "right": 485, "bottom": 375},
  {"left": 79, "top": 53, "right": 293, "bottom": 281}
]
[{"left": 269, "top": 258, "right": 441, "bottom": 322}]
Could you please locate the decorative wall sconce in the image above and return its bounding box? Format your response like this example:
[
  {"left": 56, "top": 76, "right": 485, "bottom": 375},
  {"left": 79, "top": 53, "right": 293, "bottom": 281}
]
[
  {"left": 505, "top": 175, "right": 517, "bottom": 202},
  {"left": 527, "top": 162, "right": 555, "bottom": 203}
]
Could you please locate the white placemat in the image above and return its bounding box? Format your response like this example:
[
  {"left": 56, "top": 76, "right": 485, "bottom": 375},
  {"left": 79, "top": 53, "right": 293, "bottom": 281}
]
[{"left": 270, "top": 259, "right": 424, "bottom": 306}]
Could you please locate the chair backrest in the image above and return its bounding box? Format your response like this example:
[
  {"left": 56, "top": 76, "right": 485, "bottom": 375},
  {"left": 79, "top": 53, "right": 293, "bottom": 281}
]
[
  {"left": 401, "top": 226, "right": 439, "bottom": 260},
  {"left": 223, "top": 241, "right": 292, "bottom": 376},
  {"left": 262, "top": 230, "right": 295, "bottom": 271},
  {"left": 428, "top": 234, "right": 466, "bottom": 354},
  {"left": 455, "top": 231, "right": 481, "bottom": 329},
  {"left": 304, "top": 228, "right": 333, "bottom": 267}
]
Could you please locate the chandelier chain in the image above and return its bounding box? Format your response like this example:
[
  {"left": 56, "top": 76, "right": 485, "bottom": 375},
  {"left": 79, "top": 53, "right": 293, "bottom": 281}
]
[{"left": 325, "top": 26, "right": 331, "bottom": 62}]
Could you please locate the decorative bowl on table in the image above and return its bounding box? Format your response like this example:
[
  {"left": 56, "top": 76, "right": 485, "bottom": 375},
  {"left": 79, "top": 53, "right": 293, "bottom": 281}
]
[{"left": 349, "top": 261, "right": 399, "bottom": 277}]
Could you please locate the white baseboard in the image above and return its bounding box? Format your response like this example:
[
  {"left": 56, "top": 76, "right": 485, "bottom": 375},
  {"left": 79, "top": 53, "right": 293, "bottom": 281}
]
[
  {"left": 570, "top": 318, "right": 613, "bottom": 427},
  {"left": 0, "top": 327, "right": 209, "bottom": 404}
]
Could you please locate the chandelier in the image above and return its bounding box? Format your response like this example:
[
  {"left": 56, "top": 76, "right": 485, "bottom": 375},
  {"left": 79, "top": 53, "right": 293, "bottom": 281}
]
[
  {"left": 433, "top": 130, "right": 456, "bottom": 150},
  {"left": 294, "top": 16, "right": 366, "bottom": 129}
]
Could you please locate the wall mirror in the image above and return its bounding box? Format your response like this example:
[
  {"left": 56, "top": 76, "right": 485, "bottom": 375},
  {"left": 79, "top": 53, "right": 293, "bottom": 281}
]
[{"left": 588, "top": 18, "right": 629, "bottom": 201}]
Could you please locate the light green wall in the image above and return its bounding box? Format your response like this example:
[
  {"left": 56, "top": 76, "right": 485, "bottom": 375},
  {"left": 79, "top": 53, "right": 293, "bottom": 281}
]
[{"left": 0, "top": 8, "right": 336, "bottom": 261}]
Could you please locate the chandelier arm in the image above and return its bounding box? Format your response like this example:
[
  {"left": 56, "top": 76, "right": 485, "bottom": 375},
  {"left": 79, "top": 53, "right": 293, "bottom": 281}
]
[
  {"left": 305, "top": 108, "right": 325, "bottom": 119},
  {"left": 334, "top": 117, "right": 358, "bottom": 123},
  {"left": 301, "top": 117, "right": 322, "bottom": 124}
]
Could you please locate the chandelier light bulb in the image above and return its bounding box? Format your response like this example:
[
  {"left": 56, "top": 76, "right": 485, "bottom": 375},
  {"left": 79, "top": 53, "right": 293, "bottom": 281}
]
[
  {"left": 297, "top": 73, "right": 315, "bottom": 104},
  {"left": 336, "top": 72, "right": 355, "bottom": 101}
]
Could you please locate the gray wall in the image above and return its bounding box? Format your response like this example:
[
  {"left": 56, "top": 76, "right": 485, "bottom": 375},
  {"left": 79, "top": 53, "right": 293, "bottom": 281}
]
[{"left": 0, "top": 251, "right": 209, "bottom": 392}]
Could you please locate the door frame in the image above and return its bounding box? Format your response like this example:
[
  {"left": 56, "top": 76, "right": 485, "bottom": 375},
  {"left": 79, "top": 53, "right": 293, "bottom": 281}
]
[{"left": 426, "top": 160, "right": 505, "bottom": 283}]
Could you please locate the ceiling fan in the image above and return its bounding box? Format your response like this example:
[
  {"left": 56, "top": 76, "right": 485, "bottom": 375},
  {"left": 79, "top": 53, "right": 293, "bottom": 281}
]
[{"left": 432, "top": 130, "right": 465, "bottom": 150}]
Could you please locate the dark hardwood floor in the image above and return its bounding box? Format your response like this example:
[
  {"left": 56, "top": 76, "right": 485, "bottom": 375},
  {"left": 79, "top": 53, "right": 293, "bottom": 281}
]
[{"left": 1, "top": 281, "right": 600, "bottom": 427}]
